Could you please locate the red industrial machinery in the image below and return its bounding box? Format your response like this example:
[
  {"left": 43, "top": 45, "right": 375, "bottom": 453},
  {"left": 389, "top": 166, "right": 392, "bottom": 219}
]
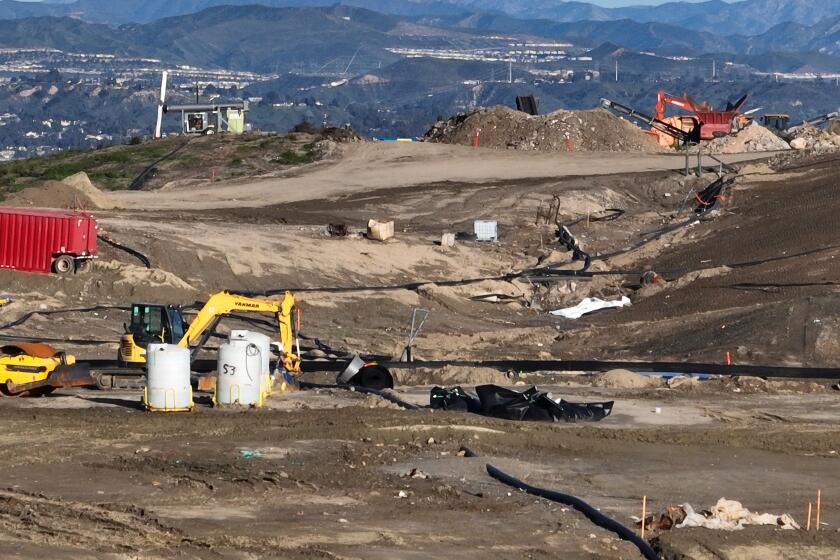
[
  {"left": 0, "top": 208, "right": 98, "bottom": 274},
  {"left": 655, "top": 89, "right": 748, "bottom": 141}
]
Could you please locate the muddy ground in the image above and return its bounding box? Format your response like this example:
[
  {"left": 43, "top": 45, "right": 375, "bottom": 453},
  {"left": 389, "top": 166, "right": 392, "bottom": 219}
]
[{"left": 1, "top": 141, "right": 839, "bottom": 558}]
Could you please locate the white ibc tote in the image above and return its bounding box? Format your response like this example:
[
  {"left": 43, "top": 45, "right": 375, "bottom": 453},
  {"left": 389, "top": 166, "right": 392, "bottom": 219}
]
[
  {"left": 216, "top": 337, "right": 264, "bottom": 407},
  {"left": 230, "top": 330, "right": 272, "bottom": 396},
  {"left": 144, "top": 343, "right": 193, "bottom": 412}
]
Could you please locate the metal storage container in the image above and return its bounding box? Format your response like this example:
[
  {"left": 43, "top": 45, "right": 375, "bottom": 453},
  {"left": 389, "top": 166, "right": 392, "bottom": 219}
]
[
  {"left": 0, "top": 208, "right": 98, "bottom": 274},
  {"left": 144, "top": 344, "right": 193, "bottom": 412},
  {"left": 216, "top": 338, "right": 263, "bottom": 407}
]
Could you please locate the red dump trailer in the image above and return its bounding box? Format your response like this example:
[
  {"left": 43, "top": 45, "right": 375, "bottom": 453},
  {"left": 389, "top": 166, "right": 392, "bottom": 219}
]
[{"left": 0, "top": 208, "right": 98, "bottom": 274}]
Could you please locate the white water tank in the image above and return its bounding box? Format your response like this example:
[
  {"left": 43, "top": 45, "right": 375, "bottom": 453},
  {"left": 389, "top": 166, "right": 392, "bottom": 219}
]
[
  {"left": 216, "top": 338, "right": 263, "bottom": 407},
  {"left": 230, "top": 330, "right": 272, "bottom": 396},
  {"left": 144, "top": 343, "right": 193, "bottom": 412}
]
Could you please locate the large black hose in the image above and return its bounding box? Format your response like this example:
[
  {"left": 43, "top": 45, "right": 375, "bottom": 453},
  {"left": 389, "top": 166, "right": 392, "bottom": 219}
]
[
  {"left": 0, "top": 305, "right": 129, "bottom": 331},
  {"left": 485, "top": 463, "right": 660, "bottom": 560},
  {"left": 129, "top": 138, "right": 192, "bottom": 191},
  {"left": 230, "top": 265, "right": 644, "bottom": 298},
  {"left": 0, "top": 334, "right": 113, "bottom": 345},
  {"left": 98, "top": 235, "right": 151, "bottom": 268},
  {"left": 299, "top": 381, "right": 421, "bottom": 410}
]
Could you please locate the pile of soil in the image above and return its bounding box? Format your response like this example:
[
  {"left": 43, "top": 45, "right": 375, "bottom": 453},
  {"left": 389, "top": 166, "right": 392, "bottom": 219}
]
[
  {"left": 705, "top": 123, "right": 790, "bottom": 154},
  {"left": 593, "top": 369, "right": 663, "bottom": 389},
  {"left": 789, "top": 124, "right": 840, "bottom": 152},
  {"left": 4, "top": 172, "right": 115, "bottom": 210},
  {"left": 60, "top": 172, "right": 116, "bottom": 209},
  {"left": 424, "top": 106, "right": 664, "bottom": 153},
  {"left": 394, "top": 365, "right": 509, "bottom": 386}
]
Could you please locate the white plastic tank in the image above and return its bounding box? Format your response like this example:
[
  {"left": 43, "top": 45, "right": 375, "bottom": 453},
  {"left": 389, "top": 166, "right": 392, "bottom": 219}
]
[
  {"left": 230, "top": 330, "right": 273, "bottom": 396},
  {"left": 144, "top": 343, "right": 193, "bottom": 412},
  {"left": 216, "top": 337, "right": 263, "bottom": 407}
]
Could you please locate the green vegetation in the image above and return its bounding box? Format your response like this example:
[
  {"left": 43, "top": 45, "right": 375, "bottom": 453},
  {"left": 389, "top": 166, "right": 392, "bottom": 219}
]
[
  {"left": 0, "top": 132, "right": 326, "bottom": 199},
  {"left": 0, "top": 138, "right": 181, "bottom": 194},
  {"left": 272, "top": 142, "right": 319, "bottom": 165}
]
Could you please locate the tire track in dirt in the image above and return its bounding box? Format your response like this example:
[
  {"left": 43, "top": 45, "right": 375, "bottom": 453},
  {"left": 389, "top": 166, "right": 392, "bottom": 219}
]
[{"left": 0, "top": 487, "right": 193, "bottom": 553}]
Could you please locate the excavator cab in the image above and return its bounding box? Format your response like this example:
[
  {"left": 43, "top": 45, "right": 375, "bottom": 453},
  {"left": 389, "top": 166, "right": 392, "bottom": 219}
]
[
  {"left": 762, "top": 114, "right": 790, "bottom": 132},
  {"left": 120, "top": 304, "right": 186, "bottom": 365}
]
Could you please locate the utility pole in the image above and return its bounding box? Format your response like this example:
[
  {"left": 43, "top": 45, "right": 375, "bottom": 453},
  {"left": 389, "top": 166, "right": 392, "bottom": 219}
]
[
  {"left": 195, "top": 82, "right": 200, "bottom": 104},
  {"left": 508, "top": 61, "right": 512, "bottom": 84},
  {"left": 615, "top": 60, "right": 618, "bottom": 82},
  {"left": 712, "top": 59, "right": 716, "bottom": 79}
]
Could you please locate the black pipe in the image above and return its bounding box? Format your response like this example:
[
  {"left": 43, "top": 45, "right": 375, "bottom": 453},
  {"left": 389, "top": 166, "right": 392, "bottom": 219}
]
[
  {"left": 98, "top": 235, "right": 151, "bottom": 268},
  {"left": 0, "top": 304, "right": 129, "bottom": 331},
  {"left": 294, "top": 358, "right": 840, "bottom": 380},
  {"left": 129, "top": 138, "right": 192, "bottom": 191},
  {"left": 486, "top": 463, "right": 660, "bottom": 560},
  {"left": 299, "top": 381, "right": 420, "bottom": 410}
]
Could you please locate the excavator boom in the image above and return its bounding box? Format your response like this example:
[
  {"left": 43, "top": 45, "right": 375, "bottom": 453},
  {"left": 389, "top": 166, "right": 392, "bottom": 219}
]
[
  {"left": 179, "top": 291, "right": 300, "bottom": 373},
  {"left": 118, "top": 290, "right": 301, "bottom": 375}
]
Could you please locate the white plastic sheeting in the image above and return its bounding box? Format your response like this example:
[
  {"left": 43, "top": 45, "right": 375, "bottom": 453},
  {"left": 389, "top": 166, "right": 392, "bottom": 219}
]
[{"left": 550, "top": 296, "right": 631, "bottom": 319}]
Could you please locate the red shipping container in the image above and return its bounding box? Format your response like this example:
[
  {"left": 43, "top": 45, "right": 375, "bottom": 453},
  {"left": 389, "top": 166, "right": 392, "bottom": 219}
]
[{"left": 0, "top": 207, "right": 98, "bottom": 274}]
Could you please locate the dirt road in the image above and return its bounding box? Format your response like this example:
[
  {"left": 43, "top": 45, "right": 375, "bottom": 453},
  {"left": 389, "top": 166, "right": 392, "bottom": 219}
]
[{"left": 110, "top": 142, "right": 776, "bottom": 210}]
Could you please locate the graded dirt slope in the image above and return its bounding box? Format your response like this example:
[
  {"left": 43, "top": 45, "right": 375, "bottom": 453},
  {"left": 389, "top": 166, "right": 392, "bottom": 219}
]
[{"left": 108, "top": 141, "right": 775, "bottom": 210}]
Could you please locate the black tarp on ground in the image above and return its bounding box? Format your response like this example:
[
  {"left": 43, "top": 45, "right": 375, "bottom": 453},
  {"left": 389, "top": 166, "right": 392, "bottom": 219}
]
[{"left": 430, "top": 384, "right": 613, "bottom": 423}]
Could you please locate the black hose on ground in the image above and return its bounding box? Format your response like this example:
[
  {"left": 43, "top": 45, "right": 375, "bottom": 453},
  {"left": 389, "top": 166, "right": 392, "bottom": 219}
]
[
  {"left": 0, "top": 305, "right": 129, "bottom": 331},
  {"left": 299, "top": 381, "right": 421, "bottom": 410},
  {"left": 485, "top": 463, "right": 660, "bottom": 560},
  {"left": 129, "top": 138, "right": 192, "bottom": 191},
  {"left": 230, "top": 265, "right": 646, "bottom": 297},
  {"left": 0, "top": 333, "right": 113, "bottom": 345},
  {"left": 98, "top": 235, "right": 151, "bottom": 268}
]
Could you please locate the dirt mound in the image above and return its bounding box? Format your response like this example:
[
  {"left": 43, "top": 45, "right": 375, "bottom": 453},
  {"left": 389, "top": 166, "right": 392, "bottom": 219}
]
[
  {"left": 60, "top": 172, "right": 116, "bottom": 209},
  {"left": 593, "top": 369, "right": 663, "bottom": 389},
  {"left": 705, "top": 123, "right": 790, "bottom": 154},
  {"left": 3, "top": 172, "right": 115, "bottom": 210},
  {"left": 4, "top": 181, "right": 99, "bottom": 210},
  {"left": 788, "top": 125, "right": 840, "bottom": 152},
  {"left": 394, "top": 365, "right": 509, "bottom": 386},
  {"left": 424, "top": 106, "right": 664, "bottom": 153}
]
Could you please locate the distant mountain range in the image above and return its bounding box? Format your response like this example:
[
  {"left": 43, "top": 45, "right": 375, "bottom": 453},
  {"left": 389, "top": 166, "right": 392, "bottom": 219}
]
[
  {"left": 2, "top": 0, "right": 835, "bottom": 38},
  {"left": 0, "top": 5, "right": 490, "bottom": 73},
  {"left": 444, "top": 0, "right": 840, "bottom": 36},
  {"left": 0, "top": 3, "right": 839, "bottom": 73}
]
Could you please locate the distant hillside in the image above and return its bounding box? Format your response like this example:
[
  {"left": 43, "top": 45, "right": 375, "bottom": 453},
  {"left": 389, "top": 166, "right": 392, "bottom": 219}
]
[
  {"left": 742, "top": 15, "right": 840, "bottom": 56},
  {"left": 0, "top": 16, "right": 139, "bottom": 53},
  {"left": 16, "top": 0, "right": 840, "bottom": 38},
  {"left": 0, "top": 6, "right": 437, "bottom": 73},
  {"left": 428, "top": 0, "right": 840, "bottom": 36},
  {"left": 2, "top": 3, "right": 840, "bottom": 73},
  {"left": 451, "top": 14, "right": 744, "bottom": 55}
]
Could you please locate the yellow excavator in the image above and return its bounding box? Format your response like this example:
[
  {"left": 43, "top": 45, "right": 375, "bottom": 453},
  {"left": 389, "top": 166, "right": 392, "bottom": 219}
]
[
  {"left": 119, "top": 290, "right": 301, "bottom": 381},
  {"left": 0, "top": 342, "right": 94, "bottom": 397}
]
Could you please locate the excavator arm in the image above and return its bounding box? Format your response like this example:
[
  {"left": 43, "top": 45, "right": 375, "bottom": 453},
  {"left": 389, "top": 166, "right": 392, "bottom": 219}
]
[
  {"left": 179, "top": 291, "right": 300, "bottom": 373},
  {"left": 656, "top": 90, "right": 695, "bottom": 120}
]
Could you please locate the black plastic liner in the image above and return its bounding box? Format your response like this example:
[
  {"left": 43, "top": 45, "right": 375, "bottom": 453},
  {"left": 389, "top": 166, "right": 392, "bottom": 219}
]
[{"left": 430, "top": 384, "right": 613, "bottom": 423}]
